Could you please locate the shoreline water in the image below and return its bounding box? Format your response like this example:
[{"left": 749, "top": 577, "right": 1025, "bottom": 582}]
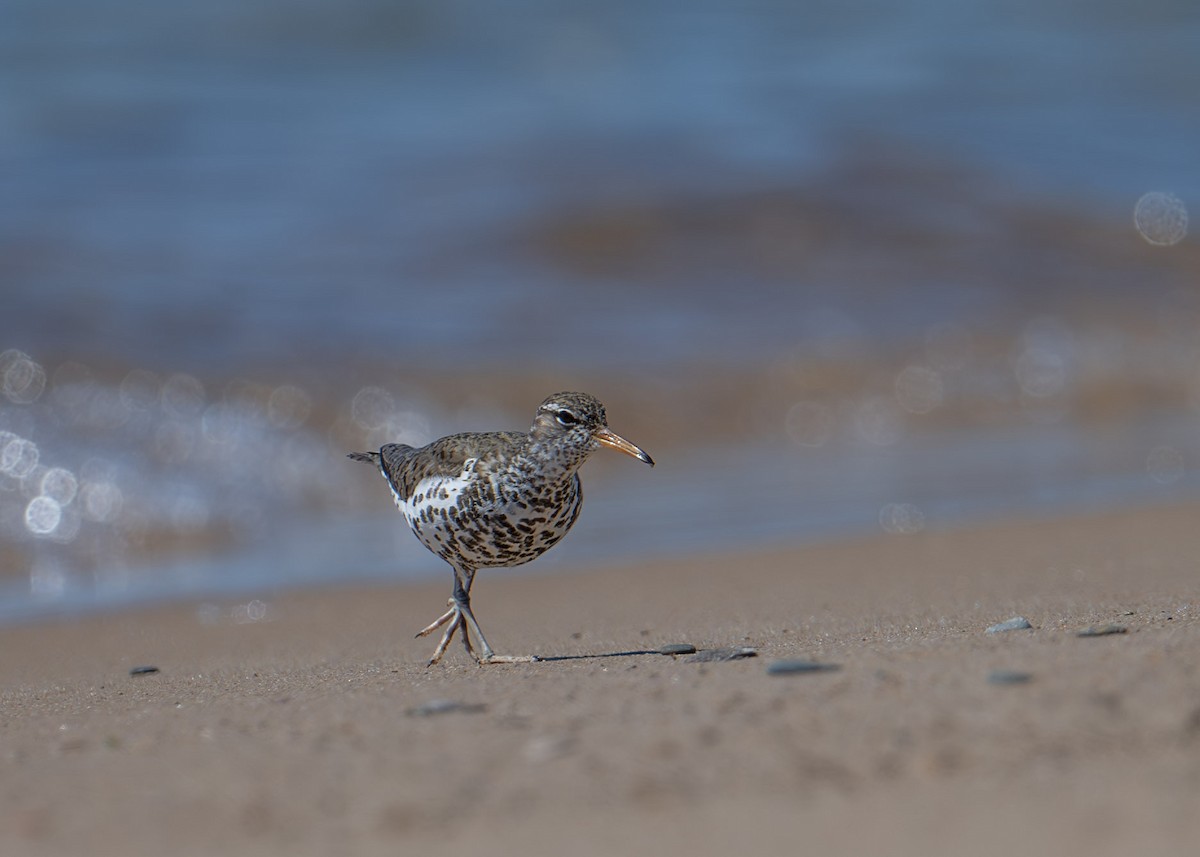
[{"left": 5, "top": 406, "right": 1200, "bottom": 627}]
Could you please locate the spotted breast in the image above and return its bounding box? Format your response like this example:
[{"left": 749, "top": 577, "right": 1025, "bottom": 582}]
[{"left": 384, "top": 436, "right": 584, "bottom": 570}]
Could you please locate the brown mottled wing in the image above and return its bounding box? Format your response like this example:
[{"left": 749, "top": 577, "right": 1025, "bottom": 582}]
[{"left": 370, "top": 431, "right": 525, "bottom": 501}]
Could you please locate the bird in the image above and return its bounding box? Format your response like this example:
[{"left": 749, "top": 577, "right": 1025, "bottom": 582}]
[{"left": 348, "top": 391, "right": 654, "bottom": 666}]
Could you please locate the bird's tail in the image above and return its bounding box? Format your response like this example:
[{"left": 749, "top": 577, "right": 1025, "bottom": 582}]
[{"left": 347, "top": 451, "right": 381, "bottom": 465}]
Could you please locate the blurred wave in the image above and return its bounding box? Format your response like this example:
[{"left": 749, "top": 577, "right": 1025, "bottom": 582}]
[{"left": 2, "top": 0, "right": 1199, "bottom": 620}]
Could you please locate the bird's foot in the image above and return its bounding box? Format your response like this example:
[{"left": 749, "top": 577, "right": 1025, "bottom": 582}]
[
  {"left": 416, "top": 600, "right": 538, "bottom": 666},
  {"left": 477, "top": 653, "right": 540, "bottom": 664},
  {"left": 423, "top": 605, "right": 463, "bottom": 666}
]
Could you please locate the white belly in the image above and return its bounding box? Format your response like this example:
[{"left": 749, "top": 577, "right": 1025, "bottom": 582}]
[{"left": 395, "top": 470, "right": 474, "bottom": 555}]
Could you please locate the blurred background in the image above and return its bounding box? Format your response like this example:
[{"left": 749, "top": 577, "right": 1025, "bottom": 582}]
[{"left": 2, "top": 0, "right": 1198, "bottom": 622}]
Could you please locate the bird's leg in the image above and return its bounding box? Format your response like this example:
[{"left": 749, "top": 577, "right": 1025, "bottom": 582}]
[
  {"left": 415, "top": 567, "right": 539, "bottom": 666},
  {"left": 415, "top": 571, "right": 480, "bottom": 665},
  {"left": 415, "top": 574, "right": 482, "bottom": 667},
  {"left": 453, "top": 570, "right": 478, "bottom": 659},
  {"left": 452, "top": 572, "right": 499, "bottom": 662}
]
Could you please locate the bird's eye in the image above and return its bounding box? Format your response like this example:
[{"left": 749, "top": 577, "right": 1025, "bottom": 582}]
[{"left": 555, "top": 409, "right": 579, "bottom": 427}]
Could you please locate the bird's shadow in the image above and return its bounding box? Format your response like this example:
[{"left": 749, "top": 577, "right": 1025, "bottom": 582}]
[{"left": 535, "top": 648, "right": 663, "bottom": 662}]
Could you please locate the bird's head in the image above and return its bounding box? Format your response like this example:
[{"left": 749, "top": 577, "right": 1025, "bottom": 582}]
[{"left": 532, "top": 392, "right": 654, "bottom": 467}]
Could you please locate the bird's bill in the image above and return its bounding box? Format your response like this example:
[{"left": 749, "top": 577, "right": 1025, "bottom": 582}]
[{"left": 594, "top": 427, "right": 655, "bottom": 467}]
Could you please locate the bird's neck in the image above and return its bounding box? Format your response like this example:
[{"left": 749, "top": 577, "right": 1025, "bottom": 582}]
[{"left": 506, "top": 437, "right": 590, "bottom": 485}]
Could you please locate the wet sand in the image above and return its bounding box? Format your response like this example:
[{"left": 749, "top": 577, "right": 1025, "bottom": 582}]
[{"left": 3, "top": 502, "right": 1200, "bottom": 856}]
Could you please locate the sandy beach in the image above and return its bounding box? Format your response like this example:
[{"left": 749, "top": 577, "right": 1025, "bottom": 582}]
[{"left": 2, "top": 501, "right": 1199, "bottom": 856}]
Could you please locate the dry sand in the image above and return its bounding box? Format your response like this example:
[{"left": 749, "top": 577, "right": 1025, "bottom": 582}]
[{"left": 3, "top": 502, "right": 1200, "bottom": 856}]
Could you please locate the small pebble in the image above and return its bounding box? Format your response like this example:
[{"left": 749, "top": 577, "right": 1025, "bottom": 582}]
[
  {"left": 659, "top": 643, "right": 697, "bottom": 656},
  {"left": 405, "top": 699, "right": 486, "bottom": 717},
  {"left": 986, "top": 617, "right": 1032, "bottom": 634},
  {"left": 766, "top": 659, "right": 840, "bottom": 676},
  {"left": 987, "top": 669, "right": 1033, "bottom": 685},
  {"left": 129, "top": 666, "right": 160, "bottom": 676},
  {"left": 1076, "top": 624, "right": 1127, "bottom": 637},
  {"left": 685, "top": 647, "right": 758, "bottom": 663}
]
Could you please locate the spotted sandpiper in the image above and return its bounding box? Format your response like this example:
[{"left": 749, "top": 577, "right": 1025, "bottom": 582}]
[{"left": 349, "top": 392, "right": 654, "bottom": 665}]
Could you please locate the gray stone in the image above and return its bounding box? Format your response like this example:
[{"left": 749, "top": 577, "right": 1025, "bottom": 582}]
[
  {"left": 987, "top": 669, "right": 1033, "bottom": 685},
  {"left": 406, "top": 699, "right": 487, "bottom": 717},
  {"left": 685, "top": 647, "right": 758, "bottom": 663},
  {"left": 986, "top": 616, "right": 1032, "bottom": 634}
]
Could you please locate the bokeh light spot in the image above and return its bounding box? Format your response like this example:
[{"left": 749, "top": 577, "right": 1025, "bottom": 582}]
[
  {"left": 161, "top": 373, "right": 207, "bottom": 418},
  {"left": 267, "top": 384, "right": 313, "bottom": 430},
  {"left": 232, "top": 599, "right": 270, "bottom": 623},
  {"left": 25, "top": 495, "right": 62, "bottom": 535},
  {"left": 1, "top": 435, "right": 40, "bottom": 478},
  {"left": 351, "top": 386, "right": 396, "bottom": 431},
  {"left": 0, "top": 350, "right": 46, "bottom": 404},
  {"left": 1134, "top": 192, "right": 1188, "bottom": 246},
  {"left": 81, "top": 480, "right": 123, "bottom": 523},
  {"left": 1146, "top": 445, "right": 1184, "bottom": 485},
  {"left": 41, "top": 467, "right": 79, "bottom": 505},
  {"left": 879, "top": 502, "right": 925, "bottom": 534},
  {"left": 119, "top": 368, "right": 161, "bottom": 411}
]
